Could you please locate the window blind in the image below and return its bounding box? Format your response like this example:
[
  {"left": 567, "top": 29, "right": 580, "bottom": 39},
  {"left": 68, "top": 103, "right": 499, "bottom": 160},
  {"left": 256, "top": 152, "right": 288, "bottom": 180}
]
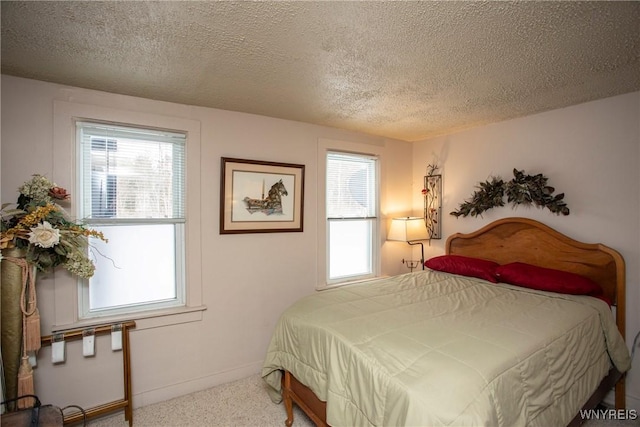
[
  {"left": 77, "top": 121, "right": 186, "bottom": 221},
  {"left": 326, "top": 152, "right": 377, "bottom": 219}
]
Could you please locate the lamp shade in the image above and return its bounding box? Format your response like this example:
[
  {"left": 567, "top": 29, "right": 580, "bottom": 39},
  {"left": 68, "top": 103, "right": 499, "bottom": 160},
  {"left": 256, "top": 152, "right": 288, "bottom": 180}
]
[{"left": 388, "top": 217, "right": 429, "bottom": 242}]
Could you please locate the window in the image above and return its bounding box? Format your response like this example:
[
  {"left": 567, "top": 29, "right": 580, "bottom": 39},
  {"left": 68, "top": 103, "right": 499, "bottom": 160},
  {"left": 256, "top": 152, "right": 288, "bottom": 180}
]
[
  {"left": 326, "top": 151, "right": 379, "bottom": 284},
  {"left": 77, "top": 121, "right": 186, "bottom": 318}
]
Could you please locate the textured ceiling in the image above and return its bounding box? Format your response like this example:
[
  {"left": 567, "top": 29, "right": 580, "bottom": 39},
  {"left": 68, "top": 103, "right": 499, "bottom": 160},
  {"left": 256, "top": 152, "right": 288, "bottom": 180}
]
[{"left": 2, "top": 1, "right": 639, "bottom": 142}]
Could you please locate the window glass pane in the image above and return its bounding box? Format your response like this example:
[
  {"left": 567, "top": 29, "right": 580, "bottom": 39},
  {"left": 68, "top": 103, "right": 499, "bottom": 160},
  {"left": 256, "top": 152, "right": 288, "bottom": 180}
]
[
  {"left": 329, "top": 219, "right": 373, "bottom": 279},
  {"left": 88, "top": 224, "right": 178, "bottom": 311}
]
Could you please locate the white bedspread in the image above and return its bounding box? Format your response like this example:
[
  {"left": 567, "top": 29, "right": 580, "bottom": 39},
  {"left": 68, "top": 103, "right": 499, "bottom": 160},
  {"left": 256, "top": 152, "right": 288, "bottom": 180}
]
[{"left": 262, "top": 270, "right": 631, "bottom": 427}]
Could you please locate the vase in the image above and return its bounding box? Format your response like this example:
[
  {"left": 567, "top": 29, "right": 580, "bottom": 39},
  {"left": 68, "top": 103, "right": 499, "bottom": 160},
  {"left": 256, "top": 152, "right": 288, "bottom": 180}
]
[{"left": 1, "top": 247, "right": 28, "bottom": 407}]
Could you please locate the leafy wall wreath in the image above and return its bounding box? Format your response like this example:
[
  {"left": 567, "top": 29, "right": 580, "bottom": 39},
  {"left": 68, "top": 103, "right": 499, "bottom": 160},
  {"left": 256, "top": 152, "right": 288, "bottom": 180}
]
[{"left": 450, "top": 169, "right": 570, "bottom": 217}]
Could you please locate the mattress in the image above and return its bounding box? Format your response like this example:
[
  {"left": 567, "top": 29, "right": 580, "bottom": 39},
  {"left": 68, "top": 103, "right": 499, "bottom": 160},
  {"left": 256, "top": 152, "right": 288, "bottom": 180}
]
[{"left": 262, "top": 270, "right": 631, "bottom": 427}]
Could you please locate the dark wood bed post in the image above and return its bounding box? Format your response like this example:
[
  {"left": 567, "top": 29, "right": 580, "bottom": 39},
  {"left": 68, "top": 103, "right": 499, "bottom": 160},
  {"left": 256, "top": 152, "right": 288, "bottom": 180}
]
[{"left": 612, "top": 243, "right": 627, "bottom": 410}]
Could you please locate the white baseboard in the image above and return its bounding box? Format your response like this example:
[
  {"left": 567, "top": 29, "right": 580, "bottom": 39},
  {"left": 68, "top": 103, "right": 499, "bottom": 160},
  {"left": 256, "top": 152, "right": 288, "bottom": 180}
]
[{"left": 132, "top": 360, "right": 264, "bottom": 408}]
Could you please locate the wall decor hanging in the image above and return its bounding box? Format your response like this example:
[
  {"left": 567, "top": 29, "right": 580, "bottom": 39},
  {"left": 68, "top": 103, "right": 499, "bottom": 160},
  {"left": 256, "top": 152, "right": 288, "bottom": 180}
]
[
  {"left": 451, "top": 168, "right": 570, "bottom": 217},
  {"left": 423, "top": 164, "right": 442, "bottom": 239},
  {"left": 220, "top": 158, "right": 305, "bottom": 233}
]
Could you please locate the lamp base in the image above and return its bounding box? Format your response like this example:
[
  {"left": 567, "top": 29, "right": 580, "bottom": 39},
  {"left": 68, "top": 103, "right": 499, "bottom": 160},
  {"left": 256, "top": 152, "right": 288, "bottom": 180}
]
[
  {"left": 407, "top": 240, "right": 426, "bottom": 270},
  {"left": 402, "top": 259, "right": 421, "bottom": 272}
]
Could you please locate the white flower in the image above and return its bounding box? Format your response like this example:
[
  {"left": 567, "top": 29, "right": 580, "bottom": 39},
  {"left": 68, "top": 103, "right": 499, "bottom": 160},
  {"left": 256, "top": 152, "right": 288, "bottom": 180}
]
[{"left": 28, "top": 221, "right": 60, "bottom": 248}]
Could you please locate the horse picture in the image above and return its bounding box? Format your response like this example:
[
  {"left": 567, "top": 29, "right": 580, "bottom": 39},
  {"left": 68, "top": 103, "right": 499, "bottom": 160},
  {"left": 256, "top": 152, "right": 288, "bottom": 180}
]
[{"left": 243, "top": 179, "right": 288, "bottom": 215}]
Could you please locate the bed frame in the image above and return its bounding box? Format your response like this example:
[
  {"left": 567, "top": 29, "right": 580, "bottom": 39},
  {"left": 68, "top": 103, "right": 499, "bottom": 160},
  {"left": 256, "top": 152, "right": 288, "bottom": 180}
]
[{"left": 280, "top": 217, "right": 626, "bottom": 427}]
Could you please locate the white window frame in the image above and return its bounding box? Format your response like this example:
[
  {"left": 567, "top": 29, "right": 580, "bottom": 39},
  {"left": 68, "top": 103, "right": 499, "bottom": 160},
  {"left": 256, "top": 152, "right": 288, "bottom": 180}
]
[
  {"left": 317, "top": 139, "right": 383, "bottom": 289},
  {"left": 52, "top": 100, "right": 204, "bottom": 331},
  {"left": 76, "top": 121, "right": 188, "bottom": 319}
]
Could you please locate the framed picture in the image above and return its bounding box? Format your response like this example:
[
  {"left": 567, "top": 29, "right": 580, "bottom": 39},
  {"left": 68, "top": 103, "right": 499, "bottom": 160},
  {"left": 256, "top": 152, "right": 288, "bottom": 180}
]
[{"left": 220, "top": 157, "right": 305, "bottom": 234}]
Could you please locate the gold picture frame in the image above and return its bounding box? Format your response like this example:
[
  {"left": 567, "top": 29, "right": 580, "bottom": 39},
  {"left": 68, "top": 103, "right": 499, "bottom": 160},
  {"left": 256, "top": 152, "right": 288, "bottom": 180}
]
[{"left": 220, "top": 157, "right": 305, "bottom": 234}]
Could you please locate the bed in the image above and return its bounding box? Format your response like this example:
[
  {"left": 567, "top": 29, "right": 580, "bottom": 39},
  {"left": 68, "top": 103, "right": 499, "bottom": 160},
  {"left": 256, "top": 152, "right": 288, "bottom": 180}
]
[{"left": 262, "top": 217, "right": 631, "bottom": 426}]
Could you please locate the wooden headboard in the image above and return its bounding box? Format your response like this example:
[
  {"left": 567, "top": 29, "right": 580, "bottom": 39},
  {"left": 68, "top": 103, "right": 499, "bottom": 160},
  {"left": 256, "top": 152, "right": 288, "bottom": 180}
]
[{"left": 446, "top": 217, "right": 626, "bottom": 340}]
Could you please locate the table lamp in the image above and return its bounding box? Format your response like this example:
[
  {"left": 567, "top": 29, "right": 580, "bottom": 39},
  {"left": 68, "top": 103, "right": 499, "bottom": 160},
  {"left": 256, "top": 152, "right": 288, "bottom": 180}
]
[{"left": 388, "top": 217, "right": 430, "bottom": 271}]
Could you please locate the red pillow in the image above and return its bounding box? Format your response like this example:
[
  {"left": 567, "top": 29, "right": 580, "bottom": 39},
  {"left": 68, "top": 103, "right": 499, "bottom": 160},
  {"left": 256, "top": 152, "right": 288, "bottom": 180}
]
[
  {"left": 495, "top": 262, "right": 602, "bottom": 296},
  {"left": 425, "top": 255, "right": 499, "bottom": 283}
]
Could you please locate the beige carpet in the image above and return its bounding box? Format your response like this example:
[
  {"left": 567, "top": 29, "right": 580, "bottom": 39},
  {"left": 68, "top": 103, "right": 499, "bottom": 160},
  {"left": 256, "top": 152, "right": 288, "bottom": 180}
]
[
  {"left": 87, "top": 374, "right": 638, "bottom": 426},
  {"left": 88, "top": 374, "right": 312, "bottom": 427}
]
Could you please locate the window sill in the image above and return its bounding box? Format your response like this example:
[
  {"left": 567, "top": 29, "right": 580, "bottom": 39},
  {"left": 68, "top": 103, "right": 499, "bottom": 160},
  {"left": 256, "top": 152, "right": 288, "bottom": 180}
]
[{"left": 52, "top": 305, "right": 207, "bottom": 333}]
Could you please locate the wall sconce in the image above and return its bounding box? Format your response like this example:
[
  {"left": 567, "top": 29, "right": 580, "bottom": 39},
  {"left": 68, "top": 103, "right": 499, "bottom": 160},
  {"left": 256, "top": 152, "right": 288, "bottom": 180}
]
[
  {"left": 423, "top": 171, "right": 442, "bottom": 239},
  {"left": 388, "top": 217, "right": 430, "bottom": 272}
]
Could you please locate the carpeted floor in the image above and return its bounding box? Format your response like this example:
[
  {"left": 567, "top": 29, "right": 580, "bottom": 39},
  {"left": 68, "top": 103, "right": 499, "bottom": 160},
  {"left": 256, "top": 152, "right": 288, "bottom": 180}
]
[
  {"left": 88, "top": 374, "right": 639, "bottom": 426},
  {"left": 88, "top": 374, "right": 312, "bottom": 427}
]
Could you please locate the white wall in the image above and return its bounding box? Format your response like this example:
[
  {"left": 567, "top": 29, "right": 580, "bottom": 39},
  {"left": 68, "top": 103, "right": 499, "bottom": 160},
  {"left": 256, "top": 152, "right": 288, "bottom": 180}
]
[
  {"left": 0, "top": 75, "right": 415, "bottom": 410},
  {"left": 412, "top": 91, "right": 640, "bottom": 410}
]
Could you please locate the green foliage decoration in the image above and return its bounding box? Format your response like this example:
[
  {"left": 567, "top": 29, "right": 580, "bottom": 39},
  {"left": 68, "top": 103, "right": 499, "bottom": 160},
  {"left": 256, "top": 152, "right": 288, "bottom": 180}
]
[{"left": 451, "top": 169, "right": 570, "bottom": 218}]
